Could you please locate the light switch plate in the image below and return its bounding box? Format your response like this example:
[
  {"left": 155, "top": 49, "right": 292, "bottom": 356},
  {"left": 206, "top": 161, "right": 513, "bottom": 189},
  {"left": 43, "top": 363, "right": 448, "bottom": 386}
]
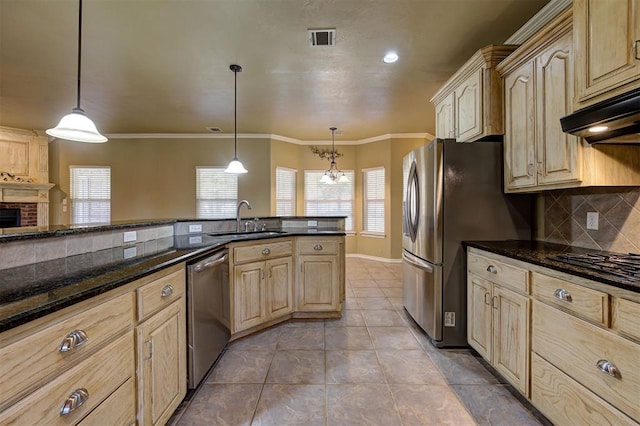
[
  {"left": 586, "top": 212, "right": 599, "bottom": 230},
  {"left": 123, "top": 246, "right": 137, "bottom": 259},
  {"left": 189, "top": 236, "right": 203, "bottom": 245},
  {"left": 444, "top": 312, "right": 455, "bottom": 327},
  {"left": 123, "top": 231, "right": 137, "bottom": 243},
  {"left": 189, "top": 224, "right": 203, "bottom": 233},
  {"left": 307, "top": 220, "right": 318, "bottom": 227}
]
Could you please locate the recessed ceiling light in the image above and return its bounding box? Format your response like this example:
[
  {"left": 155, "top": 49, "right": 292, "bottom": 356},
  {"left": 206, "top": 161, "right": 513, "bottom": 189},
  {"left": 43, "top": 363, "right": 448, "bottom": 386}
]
[
  {"left": 383, "top": 52, "right": 399, "bottom": 63},
  {"left": 588, "top": 125, "right": 608, "bottom": 133}
]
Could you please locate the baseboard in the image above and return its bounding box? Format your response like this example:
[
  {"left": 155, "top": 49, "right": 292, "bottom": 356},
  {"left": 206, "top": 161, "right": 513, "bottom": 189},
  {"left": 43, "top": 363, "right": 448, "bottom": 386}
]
[{"left": 346, "top": 253, "right": 402, "bottom": 264}]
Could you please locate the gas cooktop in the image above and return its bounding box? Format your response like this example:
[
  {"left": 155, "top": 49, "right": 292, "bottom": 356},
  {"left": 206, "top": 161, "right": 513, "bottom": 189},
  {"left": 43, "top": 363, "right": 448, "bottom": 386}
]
[{"left": 547, "top": 252, "right": 640, "bottom": 283}]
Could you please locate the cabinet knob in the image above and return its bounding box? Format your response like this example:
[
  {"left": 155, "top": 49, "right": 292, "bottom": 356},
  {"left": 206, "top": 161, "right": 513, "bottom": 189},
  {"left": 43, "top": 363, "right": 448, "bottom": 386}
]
[
  {"left": 161, "top": 285, "right": 174, "bottom": 298},
  {"left": 553, "top": 288, "right": 572, "bottom": 302},
  {"left": 262, "top": 248, "right": 271, "bottom": 255},
  {"left": 486, "top": 265, "right": 497, "bottom": 274},
  {"left": 58, "top": 330, "right": 89, "bottom": 353},
  {"left": 527, "top": 163, "right": 534, "bottom": 177},
  {"left": 60, "top": 388, "right": 89, "bottom": 416},
  {"left": 313, "top": 244, "right": 323, "bottom": 251},
  {"left": 596, "top": 359, "right": 620, "bottom": 378},
  {"left": 634, "top": 40, "right": 640, "bottom": 60}
]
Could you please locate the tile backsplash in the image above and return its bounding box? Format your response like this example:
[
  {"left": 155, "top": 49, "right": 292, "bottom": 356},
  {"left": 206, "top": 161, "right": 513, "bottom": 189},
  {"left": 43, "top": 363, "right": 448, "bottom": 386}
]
[{"left": 541, "top": 187, "right": 640, "bottom": 253}]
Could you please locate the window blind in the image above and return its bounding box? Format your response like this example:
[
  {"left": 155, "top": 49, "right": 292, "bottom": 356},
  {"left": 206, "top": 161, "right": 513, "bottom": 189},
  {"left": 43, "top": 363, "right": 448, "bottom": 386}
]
[
  {"left": 196, "top": 167, "right": 238, "bottom": 218},
  {"left": 276, "top": 167, "right": 297, "bottom": 216},
  {"left": 363, "top": 167, "right": 385, "bottom": 234},
  {"left": 304, "top": 170, "right": 354, "bottom": 231},
  {"left": 69, "top": 166, "right": 111, "bottom": 225}
]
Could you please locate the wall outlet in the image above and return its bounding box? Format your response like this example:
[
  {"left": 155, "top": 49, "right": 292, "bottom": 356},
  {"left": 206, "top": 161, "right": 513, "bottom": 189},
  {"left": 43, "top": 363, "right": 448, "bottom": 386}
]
[
  {"left": 189, "top": 224, "right": 202, "bottom": 233},
  {"left": 586, "top": 212, "right": 599, "bottom": 230},
  {"left": 123, "top": 246, "right": 137, "bottom": 259},
  {"left": 189, "top": 236, "right": 203, "bottom": 245},
  {"left": 444, "top": 312, "right": 455, "bottom": 327},
  {"left": 123, "top": 231, "right": 137, "bottom": 243},
  {"left": 307, "top": 220, "right": 318, "bottom": 227}
]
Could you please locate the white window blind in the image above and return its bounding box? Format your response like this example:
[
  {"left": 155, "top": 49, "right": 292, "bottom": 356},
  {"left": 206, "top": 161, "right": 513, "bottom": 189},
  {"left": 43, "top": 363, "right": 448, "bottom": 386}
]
[
  {"left": 196, "top": 167, "right": 238, "bottom": 218},
  {"left": 363, "top": 167, "right": 385, "bottom": 234},
  {"left": 304, "top": 170, "right": 355, "bottom": 231},
  {"left": 276, "top": 167, "right": 297, "bottom": 216},
  {"left": 70, "top": 166, "right": 111, "bottom": 225}
]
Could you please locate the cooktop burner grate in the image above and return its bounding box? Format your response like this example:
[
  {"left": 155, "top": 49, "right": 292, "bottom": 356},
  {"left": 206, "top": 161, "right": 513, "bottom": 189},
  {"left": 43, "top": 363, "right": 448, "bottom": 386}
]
[{"left": 547, "top": 252, "right": 640, "bottom": 283}]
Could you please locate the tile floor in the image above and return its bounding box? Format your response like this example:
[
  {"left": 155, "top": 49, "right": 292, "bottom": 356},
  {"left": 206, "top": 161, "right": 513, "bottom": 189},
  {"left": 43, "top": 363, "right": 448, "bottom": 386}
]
[{"left": 172, "top": 257, "right": 548, "bottom": 426}]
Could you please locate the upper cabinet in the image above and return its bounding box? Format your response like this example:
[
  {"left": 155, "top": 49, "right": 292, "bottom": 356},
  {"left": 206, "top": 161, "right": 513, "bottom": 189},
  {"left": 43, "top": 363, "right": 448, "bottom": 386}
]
[
  {"left": 431, "top": 45, "right": 517, "bottom": 142},
  {"left": 573, "top": 0, "right": 640, "bottom": 108}
]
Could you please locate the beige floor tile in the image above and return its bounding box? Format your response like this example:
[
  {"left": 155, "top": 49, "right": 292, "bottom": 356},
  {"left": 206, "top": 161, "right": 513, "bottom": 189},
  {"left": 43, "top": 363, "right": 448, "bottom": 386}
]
[
  {"left": 277, "top": 327, "right": 324, "bottom": 350},
  {"left": 352, "top": 287, "right": 386, "bottom": 298},
  {"left": 377, "top": 350, "right": 448, "bottom": 385},
  {"left": 206, "top": 350, "right": 273, "bottom": 384},
  {"left": 325, "top": 327, "right": 373, "bottom": 350},
  {"left": 348, "top": 270, "right": 374, "bottom": 280},
  {"left": 325, "top": 310, "right": 366, "bottom": 327},
  {"left": 228, "top": 327, "right": 281, "bottom": 351},
  {"left": 356, "top": 297, "right": 394, "bottom": 310},
  {"left": 283, "top": 319, "right": 325, "bottom": 328},
  {"left": 326, "top": 350, "right": 386, "bottom": 384},
  {"left": 368, "top": 326, "right": 423, "bottom": 350},
  {"left": 342, "top": 298, "right": 360, "bottom": 310},
  {"left": 266, "top": 350, "right": 325, "bottom": 384},
  {"left": 361, "top": 310, "right": 406, "bottom": 327},
  {"left": 390, "top": 384, "right": 475, "bottom": 425},
  {"left": 326, "top": 384, "right": 402, "bottom": 425},
  {"left": 252, "top": 384, "right": 325, "bottom": 426},
  {"left": 175, "top": 383, "right": 261, "bottom": 426},
  {"left": 376, "top": 279, "right": 403, "bottom": 288},
  {"left": 349, "top": 278, "right": 378, "bottom": 287},
  {"left": 380, "top": 287, "right": 403, "bottom": 298},
  {"left": 388, "top": 297, "right": 405, "bottom": 310}
]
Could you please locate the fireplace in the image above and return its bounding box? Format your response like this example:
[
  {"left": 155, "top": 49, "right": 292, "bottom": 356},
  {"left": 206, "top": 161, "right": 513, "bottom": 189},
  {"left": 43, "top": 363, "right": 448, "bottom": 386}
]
[
  {"left": 0, "top": 203, "right": 37, "bottom": 227},
  {"left": 0, "top": 208, "right": 20, "bottom": 228}
]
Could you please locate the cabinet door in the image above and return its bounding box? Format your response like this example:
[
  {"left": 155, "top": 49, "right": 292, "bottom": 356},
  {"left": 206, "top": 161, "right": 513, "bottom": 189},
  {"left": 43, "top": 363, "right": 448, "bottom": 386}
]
[
  {"left": 455, "top": 70, "right": 482, "bottom": 141},
  {"left": 574, "top": 0, "right": 640, "bottom": 105},
  {"left": 234, "top": 261, "right": 267, "bottom": 332},
  {"left": 504, "top": 60, "right": 537, "bottom": 190},
  {"left": 298, "top": 255, "right": 339, "bottom": 311},
  {"left": 266, "top": 257, "right": 293, "bottom": 318},
  {"left": 536, "top": 31, "right": 582, "bottom": 186},
  {"left": 435, "top": 92, "right": 455, "bottom": 138},
  {"left": 492, "top": 284, "right": 530, "bottom": 396},
  {"left": 467, "top": 274, "right": 493, "bottom": 361},
  {"left": 137, "top": 299, "right": 186, "bottom": 426}
]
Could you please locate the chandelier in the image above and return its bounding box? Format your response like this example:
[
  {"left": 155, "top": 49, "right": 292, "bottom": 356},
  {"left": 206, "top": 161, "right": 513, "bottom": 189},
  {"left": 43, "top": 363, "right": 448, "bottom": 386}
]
[{"left": 320, "top": 127, "right": 348, "bottom": 184}]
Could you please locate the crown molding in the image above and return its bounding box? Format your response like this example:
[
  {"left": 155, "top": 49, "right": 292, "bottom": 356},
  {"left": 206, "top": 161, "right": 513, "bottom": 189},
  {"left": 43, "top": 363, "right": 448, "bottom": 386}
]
[
  {"left": 105, "top": 132, "right": 430, "bottom": 145},
  {"left": 503, "top": 0, "right": 572, "bottom": 44}
]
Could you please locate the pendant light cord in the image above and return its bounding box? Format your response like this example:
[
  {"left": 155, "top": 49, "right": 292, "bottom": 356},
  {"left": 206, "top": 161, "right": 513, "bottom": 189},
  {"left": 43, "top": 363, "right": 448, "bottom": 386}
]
[
  {"left": 76, "top": 0, "right": 83, "bottom": 110},
  {"left": 234, "top": 66, "right": 237, "bottom": 157}
]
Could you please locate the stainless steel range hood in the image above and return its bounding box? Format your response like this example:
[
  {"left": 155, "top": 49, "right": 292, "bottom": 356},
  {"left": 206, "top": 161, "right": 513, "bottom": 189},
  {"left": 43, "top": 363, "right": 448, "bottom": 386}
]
[{"left": 560, "top": 87, "right": 640, "bottom": 144}]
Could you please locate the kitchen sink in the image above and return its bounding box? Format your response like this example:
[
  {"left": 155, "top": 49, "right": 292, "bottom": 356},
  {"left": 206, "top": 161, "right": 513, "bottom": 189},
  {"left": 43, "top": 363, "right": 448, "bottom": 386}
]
[{"left": 207, "top": 231, "right": 285, "bottom": 240}]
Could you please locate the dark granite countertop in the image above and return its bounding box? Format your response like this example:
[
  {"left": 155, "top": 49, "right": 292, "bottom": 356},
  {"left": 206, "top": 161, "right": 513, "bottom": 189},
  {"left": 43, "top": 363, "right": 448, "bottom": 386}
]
[
  {"left": 0, "top": 229, "right": 345, "bottom": 333},
  {"left": 464, "top": 240, "right": 640, "bottom": 294}
]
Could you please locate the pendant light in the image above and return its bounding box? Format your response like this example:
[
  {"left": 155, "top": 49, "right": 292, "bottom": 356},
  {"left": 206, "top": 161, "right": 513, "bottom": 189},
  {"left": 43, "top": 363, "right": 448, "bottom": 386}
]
[
  {"left": 46, "top": 0, "right": 107, "bottom": 143},
  {"left": 224, "top": 64, "right": 248, "bottom": 174},
  {"left": 320, "top": 127, "right": 348, "bottom": 184}
]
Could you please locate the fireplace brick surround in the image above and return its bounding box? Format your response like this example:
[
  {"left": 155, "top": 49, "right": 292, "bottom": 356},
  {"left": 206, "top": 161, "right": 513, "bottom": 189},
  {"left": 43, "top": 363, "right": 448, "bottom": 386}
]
[{"left": 0, "top": 203, "right": 38, "bottom": 227}]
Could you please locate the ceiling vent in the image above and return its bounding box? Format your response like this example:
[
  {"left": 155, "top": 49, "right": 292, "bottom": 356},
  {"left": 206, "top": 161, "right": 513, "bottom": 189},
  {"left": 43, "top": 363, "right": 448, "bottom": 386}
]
[
  {"left": 308, "top": 29, "right": 336, "bottom": 46},
  {"left": 207, "top": 127, "right": 222, "bottom": 133}
]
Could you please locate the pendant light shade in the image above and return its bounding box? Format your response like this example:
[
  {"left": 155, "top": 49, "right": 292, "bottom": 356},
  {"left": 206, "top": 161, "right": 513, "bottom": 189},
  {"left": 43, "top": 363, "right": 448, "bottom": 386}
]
[
  {"left": 46, "top": 0, "right": 106, "bottom": 143},
  {"left": 225, "top": 64, "right": 247, "bottom": 174}
]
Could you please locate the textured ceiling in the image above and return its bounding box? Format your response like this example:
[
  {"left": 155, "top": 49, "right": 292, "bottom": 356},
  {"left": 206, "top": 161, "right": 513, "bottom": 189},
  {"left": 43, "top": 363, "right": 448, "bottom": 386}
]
[{"left": 0, "top": 0, "right": 550, "bottom": 141}]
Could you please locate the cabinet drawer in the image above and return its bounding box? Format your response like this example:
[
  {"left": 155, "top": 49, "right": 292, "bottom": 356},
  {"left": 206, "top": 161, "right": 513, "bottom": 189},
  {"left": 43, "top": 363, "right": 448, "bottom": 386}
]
[
  {"left": 79, "top": 377, "right": 135, "bottom": 426},
  {"left": 137, "top": 269, "right": 185, "bottom": 321},
  {"left": 612, "top": 297, "right": 640, "bottom": 342},
  {"left": 233, "top": 240, "right": 293, "bottom": 264},
  {"left": 533, "top": 300, "right": 640, "bottom": 422},
  {"left": 531, "top": 353, "right": 636, "bottom": 426},
  {"left": 532, "top": 272, "right": 609, "bottom": 325},
  {"left": 0, "top": 332, "right": 134, "bottom": 425},
  {"left": 298, "top": 239, "right": 339, "bottom": 255},
  {"left": 467, "top": 253, "right": 529, "bottom": 293},
  {"left": 0, "top": 292, "right": 133, "bottom": 408}
]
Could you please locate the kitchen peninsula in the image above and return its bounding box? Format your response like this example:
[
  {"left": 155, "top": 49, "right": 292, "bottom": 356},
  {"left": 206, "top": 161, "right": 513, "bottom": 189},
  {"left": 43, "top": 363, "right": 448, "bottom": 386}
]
[{"left": 0, "top": 216, "right": 345, "bottom": 425}]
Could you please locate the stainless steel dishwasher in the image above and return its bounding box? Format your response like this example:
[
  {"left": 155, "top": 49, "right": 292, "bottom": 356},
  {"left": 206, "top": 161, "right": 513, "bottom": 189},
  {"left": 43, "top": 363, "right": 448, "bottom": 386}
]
[{"left": 187, "top": 249, "right": 230, "bottom": 389}]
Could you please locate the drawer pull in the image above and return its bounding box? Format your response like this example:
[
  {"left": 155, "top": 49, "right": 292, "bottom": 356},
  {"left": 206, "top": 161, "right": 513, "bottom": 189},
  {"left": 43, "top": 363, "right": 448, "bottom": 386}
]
[
  {"left": 492, "top": 295, "right": 498, "bottom": 309},
  {"left": 161, "top": 284, "right": 174, "bottom": 298},
  {"left": 486, "top": 265, "right": 497, "bottom": 274},
  {"left": 60, "top": 388, "right": 89, "bottom": 416},
  {"left": 262, "top": 248, "right": 271, "bottom": 255},
  {"left": 314, "top": 244, "right": 323, "bottom": 251},
  {"left": 484, "top": 292, "right": 491, "bottom": 305},
  {"left": 58, "top": 330, "right": 89, "bottom": 353},
  {"left": 596, "top": 359, "right": 620, "bottom": 378},
  {"left": 553, "top": 288, "right": 572, "bottom": 302}
]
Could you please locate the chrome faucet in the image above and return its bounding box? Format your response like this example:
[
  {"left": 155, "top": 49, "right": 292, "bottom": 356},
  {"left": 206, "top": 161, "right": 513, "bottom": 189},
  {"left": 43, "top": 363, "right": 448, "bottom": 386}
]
[{"left": 236, "top": 200, "right": 252, "bottom": 232}]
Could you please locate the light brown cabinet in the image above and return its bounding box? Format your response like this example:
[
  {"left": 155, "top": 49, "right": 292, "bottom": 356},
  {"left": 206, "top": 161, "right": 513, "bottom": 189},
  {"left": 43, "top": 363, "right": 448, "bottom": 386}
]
[
  {"left": 467, "top": 253, "right": 530, "bottom": 396},
  {"left": 573, "top": 0, "right": 640, "bottom": 108},
  {"left": 297, "top": 238, "right": 341, "bottom": 312},
  {"left": 431, "top": 45, "right": 516, "bottom": 141}
]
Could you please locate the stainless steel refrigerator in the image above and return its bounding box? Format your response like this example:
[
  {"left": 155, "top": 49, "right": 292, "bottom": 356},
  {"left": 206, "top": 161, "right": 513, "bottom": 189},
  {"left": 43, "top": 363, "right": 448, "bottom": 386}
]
[{"left": 402, "top": 138, "right": 532, "bottom": 347}]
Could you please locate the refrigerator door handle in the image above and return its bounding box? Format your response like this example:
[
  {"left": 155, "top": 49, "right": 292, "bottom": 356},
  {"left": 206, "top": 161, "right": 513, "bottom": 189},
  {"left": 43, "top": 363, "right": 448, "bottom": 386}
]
[
  {"left": 406, "top": 160, "right": 420, "bottom": 242},
  {"left": 402, "top": 251, "right": 434, "bottom": 273}
]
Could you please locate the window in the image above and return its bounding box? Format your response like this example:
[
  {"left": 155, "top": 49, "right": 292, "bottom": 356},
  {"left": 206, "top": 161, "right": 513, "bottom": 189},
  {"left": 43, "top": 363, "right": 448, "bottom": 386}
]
[
  {"left": 275, "top": 167, "right": 297, "bottom": 216},
  {"left": 70, "top": 166, "right": 111, "bottom": 225},
  {"left": 196, "top": 167, "right": 238, "bottom": 218},
  {"left": 363, "top": 167, "right": 385, "bottom": 235},
  {"left": 304, "top": 170, "right": 355, "bottom": 231}
]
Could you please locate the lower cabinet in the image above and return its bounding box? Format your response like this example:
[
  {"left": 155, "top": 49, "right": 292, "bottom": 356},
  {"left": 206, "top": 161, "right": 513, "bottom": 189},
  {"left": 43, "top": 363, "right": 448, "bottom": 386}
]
[{"left": 298, "top": 254, "right": 339, "bottom": 311}]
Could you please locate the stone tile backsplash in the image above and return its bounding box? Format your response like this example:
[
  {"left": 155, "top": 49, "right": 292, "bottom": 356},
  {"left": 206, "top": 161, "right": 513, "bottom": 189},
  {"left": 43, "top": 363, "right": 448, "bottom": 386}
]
[{"left": 541, "top": 187, "right": 640, "bottom": 254}]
